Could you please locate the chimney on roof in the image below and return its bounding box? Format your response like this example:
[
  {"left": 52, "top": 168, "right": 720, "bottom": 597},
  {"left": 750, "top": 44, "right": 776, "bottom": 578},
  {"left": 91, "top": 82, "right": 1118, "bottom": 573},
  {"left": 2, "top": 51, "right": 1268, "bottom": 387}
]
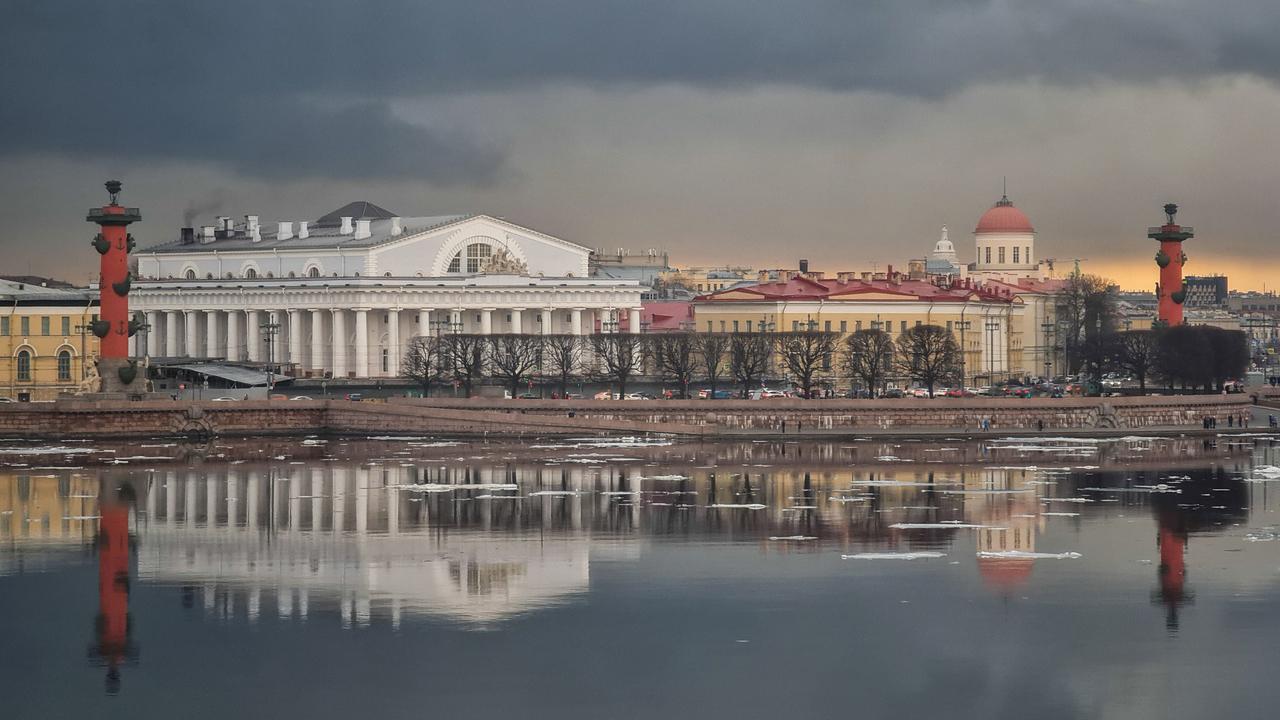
[
  {"left": 201, "top": 225, "right": 215, "bottom": 243},
  {"left": 799, "top": 259, "right": 809, "bottom": 274},
  {"left": 278, "top": 221, "right": 294, "bottom": 241},
  {"left": 390, "top": 216, "right": 403, "bottom": 236},
  {"left": 180, "top": 227, "right": 195, "bottom": 245},
  {"left": 247, "top": 215, "right": 261, "bottom": 242},
  {"left": 298, "top": 221, "right": 309, "bottom": 239},
  {"left": 354, "top": 219, "right": 372, "bottom": 240},
  {"left": 340, "top": 216, "right": 353, "bottom": 235}
]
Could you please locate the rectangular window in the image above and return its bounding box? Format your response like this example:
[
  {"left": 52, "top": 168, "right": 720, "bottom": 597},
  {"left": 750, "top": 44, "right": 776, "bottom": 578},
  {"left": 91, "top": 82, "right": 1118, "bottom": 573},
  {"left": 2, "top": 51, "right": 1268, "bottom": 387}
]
[
  {"left": 719, "top": 321, "right": 726, "bottom": 332},
  {"left": 947, "top": 320, "right": 953, "bottom": 332},
  {"left": 706, "top": 321, "right": 713, "bottom": 333},
  {"left": 901, "top": 321, "right": 908, "bottom": 332},
  {"left": 824, "top": 320, "right": 831, "bottom": 332},
  {"left": 1025, "top": 246, "right": 1030, "bottom": 263},
  {"left": 21, "top": 317, "right": 30, "bottom": 336},
  {"left": 984, "top": 247, "right": 991, "bottom": 264},
  {"left": 0, "top": 317, "right": 7, "bottom": 335},
  {"left": 1013, "top": 247, "right": 1020, "bottom": 264},
  {"left": 41, "top": 317, "right": 49, "bottom": 336},
  {"left": 840, "top": 321, "right": 847, "bottom": 333},
  {"left": 915, "top": 320, "right": 922, "bottom": 327},
  {"left": 733, "top": 320, "right": 740, "bottom": 332},
  {"left": 855, "top": 320, "right": 862, "bottom": 331},
  {"left": 746, "top": 320, "right": 753, "bottom": 332},
  {"left": 998, "top": 247, "right": 1006, "bottom": 264},
  {"left": 61, "top": 316, "right": 71, "bottom": 336}
]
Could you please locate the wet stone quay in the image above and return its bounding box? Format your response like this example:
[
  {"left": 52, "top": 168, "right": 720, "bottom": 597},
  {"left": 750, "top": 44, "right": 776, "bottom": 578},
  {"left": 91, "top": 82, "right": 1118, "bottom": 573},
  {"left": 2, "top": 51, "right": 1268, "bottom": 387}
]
[{"left": 2, "top": 433, "right": 1279, "bottom": 719}]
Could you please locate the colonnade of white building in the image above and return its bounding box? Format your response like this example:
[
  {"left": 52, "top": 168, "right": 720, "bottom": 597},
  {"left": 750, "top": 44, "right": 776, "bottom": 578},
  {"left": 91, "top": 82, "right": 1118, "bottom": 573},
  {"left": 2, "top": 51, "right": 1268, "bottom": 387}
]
[{"left": 131, "top": 280, "right": 645, "bottom": 378}]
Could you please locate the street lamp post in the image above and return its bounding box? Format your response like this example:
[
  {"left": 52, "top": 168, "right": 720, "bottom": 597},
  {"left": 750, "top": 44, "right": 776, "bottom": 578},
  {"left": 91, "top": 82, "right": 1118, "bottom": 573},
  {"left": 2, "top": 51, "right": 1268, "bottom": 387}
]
[
  {"left": 955, "top": 320, "right": 972, "bottom": 386},
  {"left": 1040, "top": 321, "right": 1055, "bottom": 380},
  {"left": 602, "top": 309, "right": 620, "bottom": 334},
  {"left": 261, "top": 320, "right": 280, "bottom": 393},
  {"left": 985, "top": 320, "right": 1000, "bottom": 383}
]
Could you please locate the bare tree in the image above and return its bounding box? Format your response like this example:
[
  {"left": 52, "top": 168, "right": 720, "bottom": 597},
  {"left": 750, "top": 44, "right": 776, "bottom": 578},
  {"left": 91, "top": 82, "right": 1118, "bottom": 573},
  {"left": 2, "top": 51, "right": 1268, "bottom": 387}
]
[
  {"left": 896, "top": 324, "right": 961, "bottom": 396},
  {"left": 440, "top": 333, "right": 487, "bottom": 398},
  {"left": 1106, "top": 329, "right": 1159, "bottom": 392},
  {"left": 487, "top": 334, "right": 544, "bottom": 398},
  {"left": 543, "top": 334, "right": 582, "bottom": 397},
  {"left": 729, "top": 332, "right": 772, "bottom": 397},
  {"left": 649, "top": 331, "right": 698, "bottom": 397},
  {"left": 402, "top": 335, "right": 445, "bottom": 397},
  {"left": 840, "top": 329, "right": 895, "bottom": 397},
  {"left": 775, "top": 330, "right": 839, "bottom": 398},
  {"left": 1057, "top": 271, "right": 1118, "bottom": 374},
  {"left": 590, "top": 333, "right": 645, "bottom": 397},
  {"left": 695, "top": 332, "right": 731, "bottom": 398}
]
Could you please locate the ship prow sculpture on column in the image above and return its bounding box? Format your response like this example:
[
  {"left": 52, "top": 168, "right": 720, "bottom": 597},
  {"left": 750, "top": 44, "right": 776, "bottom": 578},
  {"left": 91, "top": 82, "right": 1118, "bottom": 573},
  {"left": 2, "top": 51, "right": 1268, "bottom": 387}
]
[{"left": 87, "top": 180, "right": 144, "bottom": 395}]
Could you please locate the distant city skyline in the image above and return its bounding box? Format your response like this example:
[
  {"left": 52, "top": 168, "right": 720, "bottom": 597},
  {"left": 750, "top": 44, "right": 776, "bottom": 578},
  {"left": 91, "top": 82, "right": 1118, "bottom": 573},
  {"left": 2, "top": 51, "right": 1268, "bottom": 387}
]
[{"left": 4, "top": 2, "right": 1279, "bottom": 291}]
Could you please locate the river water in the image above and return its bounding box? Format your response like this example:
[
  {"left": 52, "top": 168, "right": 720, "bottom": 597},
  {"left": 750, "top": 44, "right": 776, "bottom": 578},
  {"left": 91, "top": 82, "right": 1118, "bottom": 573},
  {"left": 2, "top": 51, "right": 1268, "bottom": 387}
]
[{"left": 2, "top": 433, "right": 1278, "bottom": 719}]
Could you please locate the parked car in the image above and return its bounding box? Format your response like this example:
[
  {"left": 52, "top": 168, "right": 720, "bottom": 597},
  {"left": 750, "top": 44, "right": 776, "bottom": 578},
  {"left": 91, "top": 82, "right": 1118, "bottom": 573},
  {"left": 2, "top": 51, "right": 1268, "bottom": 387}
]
[
  {"left": 0, "top": 397, "right": 13, "bottom": 403},
  {"left": 881, "top": 388, "right": 905, "bottom": 399},
  {"left": 946, "top": 387, "right": 973, "bottom": 398},
  {"left": 211, "top": 397, "right": 237, "bottom": 402},
  {"left": 910, "top": 388, "right": 932, "bottom": 398},
  {"left": 593, "top": 391, "right": 617, "bottom": 400},
  {"left": 760, "top": 389, "right": 788, "bottom": 398},
  {"left": 269, "top": 394, "right": 288, "bottom": 400},
  {"left": 344, "top": 393, "right": 363, "bottom": 401},
  {"left": 289, "top": 396, "right": 313, "bottom": 401}
]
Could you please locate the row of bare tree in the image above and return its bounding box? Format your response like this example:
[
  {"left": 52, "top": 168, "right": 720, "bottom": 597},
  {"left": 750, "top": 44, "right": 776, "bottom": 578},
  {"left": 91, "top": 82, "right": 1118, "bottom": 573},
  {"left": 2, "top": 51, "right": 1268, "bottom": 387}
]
[{"left": 403, "top": 325, "right": 965, "bottom": 398}]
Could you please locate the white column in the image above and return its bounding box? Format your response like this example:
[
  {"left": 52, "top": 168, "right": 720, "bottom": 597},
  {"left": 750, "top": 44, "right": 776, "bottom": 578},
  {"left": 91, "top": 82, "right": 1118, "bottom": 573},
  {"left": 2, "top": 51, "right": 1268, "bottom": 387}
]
[
  {"left": 480, "top": 308, "right": 493, "bottom": 335},
  {"left": 417, "top": 308, "right": 432, "bottom": 338},
  {"left": 165, "top": 311, "right": 179, "bottom": 356},
  {"left": 246, "top": 310, "right": 261, "bottom": 362},
  {"left": 354, "top": 309, "right": 369, "bottom": 377},
  {"left": 629, "top": 307, "right": 642, "bottom": 334},
  {"left": 185, "top": 311, "right": 199, "bottom": 358},
  {"left": 288, "top": 310, "right": 303, "bottom": 369},
  {"left": 310, "top": 310, "right": 325, "bottom": 372},
  {"left": 510, "top": 308, "right": 523, "bottom": 334},
  {"left": 205, "top": 311, "right": 219, "bottom": 360},
  {"left": 540, "top": 308, "right": 552, "bottom": 335},
  {"left": 387, "top": 309, "right": 400, "bottom": 376},
  {"left": 571, "top": 308, "right": 583, "bottom": 336},
  {"left": 145, "top": 311, "right": 159, "bottom": 357},
  {"left": 331, "top": 309, "right": 347, "bottom": 377},
  {"left": 226, "top": 311, "right": 240, "bottom": 361}
]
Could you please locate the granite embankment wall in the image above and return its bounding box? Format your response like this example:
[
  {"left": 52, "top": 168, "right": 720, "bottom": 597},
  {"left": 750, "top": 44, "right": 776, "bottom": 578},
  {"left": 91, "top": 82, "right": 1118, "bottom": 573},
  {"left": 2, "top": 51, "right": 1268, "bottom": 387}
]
[
  {"left": 0, "top": 394, "right": 1249, "bottom": 439},
  {"left": 393, "top": 395, "right": 1250, "bottom": 432}
]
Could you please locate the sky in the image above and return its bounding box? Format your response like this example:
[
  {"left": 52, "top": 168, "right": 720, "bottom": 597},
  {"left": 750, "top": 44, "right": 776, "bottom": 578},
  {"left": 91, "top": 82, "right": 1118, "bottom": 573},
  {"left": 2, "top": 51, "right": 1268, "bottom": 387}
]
[{"left": 3, "top": 0, "right": 1279, "bottom": 291}]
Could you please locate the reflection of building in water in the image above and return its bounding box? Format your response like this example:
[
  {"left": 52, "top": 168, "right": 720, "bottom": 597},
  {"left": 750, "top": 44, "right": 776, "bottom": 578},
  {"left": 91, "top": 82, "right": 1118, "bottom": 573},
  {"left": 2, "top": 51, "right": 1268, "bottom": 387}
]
[
  {"left": 0, "top": 471, "right": 101, "bottom": 575},
  {"left": 965, "top": 468, "right": 1042, "bottom": 595},
  {"left": 133, "top": 464, "right": 611, "bottom": 628}
]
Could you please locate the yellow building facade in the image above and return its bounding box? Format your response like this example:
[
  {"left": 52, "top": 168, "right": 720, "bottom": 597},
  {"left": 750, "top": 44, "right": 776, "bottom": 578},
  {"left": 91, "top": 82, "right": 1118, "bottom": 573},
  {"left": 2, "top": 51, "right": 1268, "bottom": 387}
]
[
  {"left": 1, "top": 279, "right": 100, "bottom": 401},
  {"left": 693, "top": 274, "right": 1027, "bottom": 386}
]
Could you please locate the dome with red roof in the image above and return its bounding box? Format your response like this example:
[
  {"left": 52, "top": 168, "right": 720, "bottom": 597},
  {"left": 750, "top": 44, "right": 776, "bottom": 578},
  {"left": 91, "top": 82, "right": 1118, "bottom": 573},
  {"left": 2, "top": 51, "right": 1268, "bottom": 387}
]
[{"left": 975, "top": 195, "right": 1034, "bottom": 234}]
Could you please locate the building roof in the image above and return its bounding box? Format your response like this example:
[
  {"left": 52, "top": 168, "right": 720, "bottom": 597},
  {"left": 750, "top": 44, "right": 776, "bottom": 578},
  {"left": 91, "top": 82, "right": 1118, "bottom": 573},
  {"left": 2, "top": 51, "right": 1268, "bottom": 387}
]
[
  {"left": 975, "top": 195, "right": 1034, "bottom": 234},
  {"left": 314, "top": 201, "right": 396, "bottom": 226},
  {"left": 169, "top": 363, "right": 291, "bottom": 387},
  {"left": 979, "top": 277, "right": 1068, "bottom": 296},
  {"left": 641, "top": 301, "right": 695, "bottom": 331},
  {"left": 143, "top": 212, "right": 472, "bottom": 254},
  {"left": 695, "top": 274, "right": 1018, "bottom": 304},
  {"left": 0, "top": 278, "right": 94, "bottom": 304}
]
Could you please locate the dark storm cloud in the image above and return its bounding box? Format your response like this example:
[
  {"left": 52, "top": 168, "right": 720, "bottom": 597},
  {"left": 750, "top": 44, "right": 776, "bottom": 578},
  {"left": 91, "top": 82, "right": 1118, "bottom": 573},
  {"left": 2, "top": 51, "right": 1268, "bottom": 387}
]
[{"left": 2, "top": 0, "right": 1276, "bottom": 181}]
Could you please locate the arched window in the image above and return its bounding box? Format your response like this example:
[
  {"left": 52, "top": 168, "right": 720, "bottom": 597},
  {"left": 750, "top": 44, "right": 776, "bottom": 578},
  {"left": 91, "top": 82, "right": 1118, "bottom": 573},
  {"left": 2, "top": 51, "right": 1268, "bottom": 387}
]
[
  {"left": 57, "top": 350, "right": 72, "bottom": 381},
  {"left": 308, "top": 266, "right": 321, "bottom": 278},
  {"left": 205, "top": 273, "right": 214, "bottom": 279},
  {"left": 384, "top": 272, "right": 392, "bottom": 277},
  {"left": 265, "top": 271, "right": 274, "bottom": 278},
  {"left": 16, "top": 349, "right": 32, "bottom": 381},
  {"left": 225, "top": 272, "right": 234, "bottom": 279},
  {"left": 245, "top": 268, "right": 257, "bottom": 279},
  {"left": 184, "top": 269, "right": 197, "bottom": 280},
  {"left": 287, "top": 271, "right": 296, "bottom": 278},
  {"left": 448, "top": 242, "right": 493, "bottom": 273}
]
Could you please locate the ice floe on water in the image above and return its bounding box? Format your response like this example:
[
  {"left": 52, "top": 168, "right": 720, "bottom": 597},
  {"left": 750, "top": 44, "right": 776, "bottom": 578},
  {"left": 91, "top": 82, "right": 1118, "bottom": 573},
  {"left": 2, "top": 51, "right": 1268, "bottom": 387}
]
[
  {"left": 853, "top": 480, "right": 959, "bottom": 487},
  {"left": 937, "top": 489, "right": 1032, "bottom": 495},
  {"left": 1043, "top": 497, "right": 1095, "bottom": 503},
  {"left": 1079, "top": 485, "right": 1180, "bottom": 494},
  {"left": 709, "top": 503, "right": 767, "bottom": 510},
  {"left": 395, "top": 483, "right": 518, "bottom": 493},
  {"left": 1245, "top": 529, "right": 1277, "bottom": 542},
  {"left": 842, "top": 552, "right": 947, "bottom": 560},
  {"left": 636, "top": 474, "right": 690, "bottom": 481},
  {"left": 1041, "top": 512, "right": 1082, "bottom": 517},
  {"left": 977, "top": 550, "right": 1082, "bottom": 559},
  {"left": 0, "top": 445, "right": 99, "bottom": 455},
  {"left": 768, "top": 536, "right": 817, "bottom": 541},
  {"left": 527, "top": 490, "right": 582, "bottom": 497},
  {"left": 890, "top": 522, "right": 1004, "bottom": 530}
]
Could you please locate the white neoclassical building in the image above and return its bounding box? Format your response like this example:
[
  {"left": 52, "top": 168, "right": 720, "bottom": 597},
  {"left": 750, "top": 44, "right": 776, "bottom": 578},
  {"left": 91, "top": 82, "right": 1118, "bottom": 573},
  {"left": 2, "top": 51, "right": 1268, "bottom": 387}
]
[{"left": 131, "top": 202, "right": 645, "bottom": 378}]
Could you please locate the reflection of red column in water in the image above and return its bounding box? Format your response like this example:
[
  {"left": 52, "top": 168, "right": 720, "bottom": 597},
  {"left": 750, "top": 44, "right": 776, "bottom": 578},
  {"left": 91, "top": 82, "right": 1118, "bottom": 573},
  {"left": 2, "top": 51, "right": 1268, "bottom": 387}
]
[
  {"left": 86, "top": 180, "right": 142, "bottom": 391},
  {"left": 1147, "top": 203, "right": 1194, "bottom": 327},
  {"left": 1155, "top": 520, "right": 1189, "bottom": 632},
  {"left": 95, "top": 505, "right": 131, "bottom": 694}
]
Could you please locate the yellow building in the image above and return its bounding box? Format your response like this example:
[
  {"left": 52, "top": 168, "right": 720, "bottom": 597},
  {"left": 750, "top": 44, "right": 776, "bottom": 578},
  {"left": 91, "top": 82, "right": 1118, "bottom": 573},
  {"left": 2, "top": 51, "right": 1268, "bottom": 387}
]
[
  {"left": 693, "top": 273, "right": 1026, "bottom": 386},
  {"left": 659, "top": 266, "right": 753, "bottom": 294},
  {"left": 1, "top": 278, "right": 100, "bottom": 401},
  {"left": 0, "top": 471, "right": 101, "bottom": 545}
]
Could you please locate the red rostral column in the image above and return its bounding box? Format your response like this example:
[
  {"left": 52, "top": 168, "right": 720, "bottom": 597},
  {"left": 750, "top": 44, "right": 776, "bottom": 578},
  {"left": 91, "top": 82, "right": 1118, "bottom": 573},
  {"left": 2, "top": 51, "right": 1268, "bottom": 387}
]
[
  {"left": 87, "top": 180, "right": 142, "bottom": 392},
  {"left": 1148, "top": 203, "right": 1194, "bottom": 326}
]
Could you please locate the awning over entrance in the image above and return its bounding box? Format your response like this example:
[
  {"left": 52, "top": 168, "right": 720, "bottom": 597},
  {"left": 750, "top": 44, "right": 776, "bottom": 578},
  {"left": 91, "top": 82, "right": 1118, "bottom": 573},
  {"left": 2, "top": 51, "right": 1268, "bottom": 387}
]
[{"left": 168, "top": 363, "right": 292, "bottom": 388}]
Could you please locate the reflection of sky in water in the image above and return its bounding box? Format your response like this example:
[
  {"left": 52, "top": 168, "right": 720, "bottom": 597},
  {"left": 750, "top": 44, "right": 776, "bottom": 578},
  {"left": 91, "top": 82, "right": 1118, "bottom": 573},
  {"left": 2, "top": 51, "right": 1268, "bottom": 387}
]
[{"left": 2, "top": 436, "right": 1280, "bottom": 718}]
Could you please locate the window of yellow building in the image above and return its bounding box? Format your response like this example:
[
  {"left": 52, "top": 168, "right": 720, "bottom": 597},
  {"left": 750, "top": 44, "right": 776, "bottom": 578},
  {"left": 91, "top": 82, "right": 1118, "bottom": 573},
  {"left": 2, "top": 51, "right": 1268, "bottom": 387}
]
[
  {"left": 57, "top": 350, "right": 72, "bottom": 381},
  {"left": 1, "top": 317, "right": 7, "bottom": 335},
  {"left": 20, "top": 317, "right": 30, "bottom": 336},
  {"left": 733, "top": 320, "right": 739, "bottom": 332},
  {"left": 16, "top": 350, "right": 32, "bottom": 381},
  {"left": 61, "top": 316, "right": 70, "bottom": 336},
  {"left": 41, "top": 317, "right": 50, "bottom": 335}
]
